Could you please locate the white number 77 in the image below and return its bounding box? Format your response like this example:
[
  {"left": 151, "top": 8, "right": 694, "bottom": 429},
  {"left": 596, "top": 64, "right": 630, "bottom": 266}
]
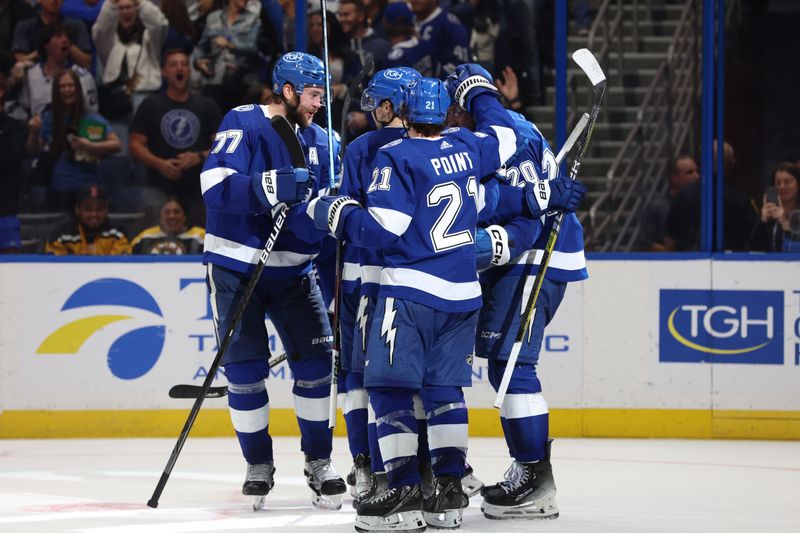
[{"left": 211, "top": 129, "right": 243, "bottom": 154}]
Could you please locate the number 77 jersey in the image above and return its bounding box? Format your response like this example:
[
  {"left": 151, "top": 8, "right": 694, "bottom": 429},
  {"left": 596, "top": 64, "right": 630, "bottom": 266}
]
[{"left": 338, "top": 132, "right": 504, "bottom": 313}]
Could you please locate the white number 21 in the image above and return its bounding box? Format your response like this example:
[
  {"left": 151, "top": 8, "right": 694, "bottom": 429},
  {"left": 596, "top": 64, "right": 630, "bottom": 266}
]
[{"left": 427, "top": 178, "right": 477, "bottom": 252}]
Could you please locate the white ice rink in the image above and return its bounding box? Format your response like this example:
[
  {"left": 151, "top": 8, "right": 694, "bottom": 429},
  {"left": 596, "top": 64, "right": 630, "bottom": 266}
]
[{"left": 1, "top": 436, "right": 799, "bottom": 533}]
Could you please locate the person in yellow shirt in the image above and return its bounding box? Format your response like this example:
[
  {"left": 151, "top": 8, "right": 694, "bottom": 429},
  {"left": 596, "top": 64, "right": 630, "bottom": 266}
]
[
  {"left": 131, "top": 197, "right": 204, "bottom": 254},
  {"left": 45, "top": 184, "right": 131, "bottom": 255}
]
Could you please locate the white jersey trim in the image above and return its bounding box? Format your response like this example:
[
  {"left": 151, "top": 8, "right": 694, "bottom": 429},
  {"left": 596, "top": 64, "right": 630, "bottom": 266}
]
[
  {"left": 492, "top": 125, "right": 518, "bottom": 165},
  {"left": 380, "top": 267, "right": 481, "bottom": 301},
  {"left": 511, "top": 249, "right": 587, "bottom": 271},
  {"left": 205, "top": 233, "right": 317, "bottom": 266},
  {"left": 200, "top": 167, "right": 237, "bottom": 195},
  {"left": 360, "top": 265, "right": 381, "bottom": 285},
  {"left": 342, "top": 261, "right": 361, "bottom": 282},
  {"left": 368, "top": 207, "right": 412, "bottom": 237}
]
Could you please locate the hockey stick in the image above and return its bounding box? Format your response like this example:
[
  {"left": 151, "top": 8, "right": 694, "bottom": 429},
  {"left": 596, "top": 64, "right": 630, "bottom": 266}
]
[
  {"left": 327, "top": 59, "right": 373, "bottom": 429},
  {"left": 168, "top": 352, "right": 289, "bottom": 399},
  {"left": 147, "top": 115, "right": 306, "bottom": 508},
  {"left": 493, "top": 48, "right": 606, "bottom": 409}
]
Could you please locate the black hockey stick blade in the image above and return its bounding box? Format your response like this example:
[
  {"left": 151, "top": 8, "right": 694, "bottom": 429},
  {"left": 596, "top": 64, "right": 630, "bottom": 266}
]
[
  {"left": 271, "top": 115, "right": 307, "bottom": 169},
  {"left": 169, "top": 385, "right": 228, "bottom": 399},
  {"left": 167, "top": 353, "right": 288, "bottom": 399}
]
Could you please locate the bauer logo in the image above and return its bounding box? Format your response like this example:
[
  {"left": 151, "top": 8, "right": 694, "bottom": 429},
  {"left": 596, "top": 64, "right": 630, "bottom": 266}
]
[
  {"left": 36, "top": 278, "right": 166, "bottom": 379},
  {"left": 659, "top": 290, "right": 783, "bottom": 364}
]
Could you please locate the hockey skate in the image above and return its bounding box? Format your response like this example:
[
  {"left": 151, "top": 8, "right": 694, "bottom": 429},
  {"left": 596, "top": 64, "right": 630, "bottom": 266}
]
[
  {"left": 354, "top": 470, "right": 388, "bottom": 511},
  {"left": 419, "top": 462, "right": 435, "bottom": 500},
  {"left": 422, "top": 476, "right": 469, "bottom": 529},
  {"left": 304, "top": 455, "right": 347, "bottom": 510},
  {"left": 481, "top": 441, "right": 559, "bottom": 520},
  {"left": 461, "top": 463, "right": 484, "bottom": 498},
  {"left": 242, "top": 462, "right": 275, "bottom": 511},
  {"left": 348, "top": 453, "right": 374, "bottom": 499},
  {"left": 355, "top": 484, "right": 426, "bottom": 533}
]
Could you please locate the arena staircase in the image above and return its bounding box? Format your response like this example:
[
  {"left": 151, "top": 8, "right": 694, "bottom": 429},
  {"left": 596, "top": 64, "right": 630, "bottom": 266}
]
[{"left": 526, "top": 0, "right": 702, "bottom": 251}]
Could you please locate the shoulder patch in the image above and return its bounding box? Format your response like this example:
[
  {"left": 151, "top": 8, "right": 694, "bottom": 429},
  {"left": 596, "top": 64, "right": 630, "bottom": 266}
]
[
  {"left": 388, "top": 48, "right": 404, "bottom": 61},
  {"left": 233, "top": 104, "right": 255, "bottom": 112},
  {"left": 380, "top": 138, "right": 404, "bottom": 149},
  {"left": 474, "top": 131, "right": 488, "bottom": 138},
  {"left": 442, "top": 127, "right": 460, "bottom": 135},
  {"left": 446, "top": 13, "right": 462, "bottom": 24}
]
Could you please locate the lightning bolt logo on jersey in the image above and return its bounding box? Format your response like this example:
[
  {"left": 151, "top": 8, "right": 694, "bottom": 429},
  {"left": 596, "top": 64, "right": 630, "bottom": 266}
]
[
  {"left": 357, "top": 295, "right": 370, "bottom": 353},
  {"left": 380, "top": 297, "right": 398, "bottom": 366}
]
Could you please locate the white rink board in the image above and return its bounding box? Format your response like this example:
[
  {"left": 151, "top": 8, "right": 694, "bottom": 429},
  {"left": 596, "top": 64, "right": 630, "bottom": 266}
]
[{"left": 0, "top": 257, "right": 798, "bottom": 413}]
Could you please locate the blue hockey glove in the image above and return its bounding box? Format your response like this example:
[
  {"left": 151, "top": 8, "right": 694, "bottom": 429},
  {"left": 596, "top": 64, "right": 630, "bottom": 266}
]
[
  {"left": 311, "top": 195, "right": 361, "bottom": 238},
  {"left": 446, "top": 63, "right": 498, "bottom": 112},
  {"left": 524, "top": 176, "right": 587, "bottom": 218},
  {"left": 475, "top": 225, "right": 513, "bottom": 270},
  {"left": 256, "top": 165, "right": 313, "bottom": 213}
]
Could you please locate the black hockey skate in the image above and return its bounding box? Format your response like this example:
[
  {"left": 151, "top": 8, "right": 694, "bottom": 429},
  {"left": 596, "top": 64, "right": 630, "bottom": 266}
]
[
  {"left": 348, "top": 453, "right": 374, "bottom": 500},
  {"left": 422, "top": 476, "right": 469, "bottom": 529},
  {"left": 304, "top": 454, "right": 347, "bottom": 510},
  {"left": 355, "top": 484, "right": 426, "bottom": 532},
  {"left": 242, "top": 462, "right": 275, "bottom": 511},
  {"left": 419, "top": 462, "right": 435, "bottom": 500},
  {"left": 481, "top": 440, "right": 559, "bottom": 520},
  {"left": 354, "top": 470, "right": 388, "bottom": 511}
]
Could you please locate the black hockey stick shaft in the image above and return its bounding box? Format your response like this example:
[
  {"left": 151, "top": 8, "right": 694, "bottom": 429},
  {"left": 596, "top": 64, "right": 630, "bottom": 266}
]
[
  {"left": 493, "top": 49, "right": 606, "bottom": 409},
  {"left": 328, "top": 59, "right": 372, "bottom": 428},
  {"left": 147, "top": 115, "right": 305, "bottom": 508},
  {"left": 168, "top": 353, "right": 289, "bottom": 399}
]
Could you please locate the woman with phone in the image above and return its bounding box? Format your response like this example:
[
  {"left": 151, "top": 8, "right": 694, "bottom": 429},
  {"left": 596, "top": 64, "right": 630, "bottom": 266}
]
[
  {"left": 26, "top": 69, "right": 122, "bottom": 212},
  {"left": 749, "top": 162, "right": 800, "bottom": 251}
]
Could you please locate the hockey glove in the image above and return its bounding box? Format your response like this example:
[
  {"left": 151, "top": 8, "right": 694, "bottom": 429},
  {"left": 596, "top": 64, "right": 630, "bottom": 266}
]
[
  {"left": 524, "top": 176, "right": 588, "bottom": 218},
  {"left": 311, "top": 195, "right": 361, "bottom": 239},
  {"left": 475, "top": 225, "right": 513, "bottom": 270},
  {"left": 446, "top": 63, "right": 498, "bottom": 113},
  {"left": 255, "top": 165, "right": 313, "bottom": 213}
]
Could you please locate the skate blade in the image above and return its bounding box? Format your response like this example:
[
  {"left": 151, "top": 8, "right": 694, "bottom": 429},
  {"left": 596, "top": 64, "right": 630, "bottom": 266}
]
[
  {"left": 423, "top": 508, "right": 463, "bottom": 529},
  {"left": 311, "top": 492, "right": 343, "bottom": 511},
  {"left": 461, "top": 473, "right": 484, "bottom": 498},
  {"left": 354, "top": 510, "right": 426, "bottom": 532},
  {"left": 481, "top": 498, "right": 559, "bottom": 520},
  {"left": 251, "top": 495, "right": 265, "bottom": 511}
]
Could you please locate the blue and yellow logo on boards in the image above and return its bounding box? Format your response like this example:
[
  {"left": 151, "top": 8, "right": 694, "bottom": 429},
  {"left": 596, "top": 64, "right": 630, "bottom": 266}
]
[
  {"left": 659, "top": 290, "right": 784, "bottom": 364},
  {"left": 37, "top": 278, "right": 166, "bottom": 379}
]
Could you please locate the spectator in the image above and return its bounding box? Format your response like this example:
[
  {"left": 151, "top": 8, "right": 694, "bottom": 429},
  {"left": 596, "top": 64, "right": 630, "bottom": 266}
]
[
  {"left": 92, "top": 0, "right": 169, "bottom": 118},
  {"left": 664, "top": 142, "right": 755, "bottom": 251},
  {"left": 129, "top": 49, "right": 222, "bottom": 226},
  {"left": 26, "top": 69, "right": 122, "bottom": 212},
  {"left": 494, "top": 0, "right": 546, "bottom": 105},
  {"left": 749, "top": 163, "right": 800, "bottom": 252},
  {"left": 468, "top": 0, "right": 501, "bottom": 72},
  {"left": 192, "top": 0, "right": 261, "bottom": 112},
  {"left": 160, "top": 0, "right": 197, "bottom": 54},
  {"left": 12, "top": 0, "right": 92, "bottom": 70},
  {"left": 46, "top": 184, "right": 131, "bottom": 254},
  {"left": 61, "top": 0, "right": 103, "bottom": 25},
  {"left": 131, "top": 197, "right": 205, "bottom": 254},
  {"left": 0, "top": 73, "right": 27, "bottom": 253},
  {"left": 639, "top": 154, "right": 699, "bottom": 251},
  {"left": 382, "top": 2, "right": 434, "bottom": 75},
  {"left": 338, "top": 0, "right": 389, "bottom": 72},
  {"left": 0, "top": 0, "right": 36, "bottom": 53},
  {"left": 408, "top": 0, "right": 469, "bottom": 77},
  {"left": 9, "top": 23, "right": 98, "bottom": 121}
]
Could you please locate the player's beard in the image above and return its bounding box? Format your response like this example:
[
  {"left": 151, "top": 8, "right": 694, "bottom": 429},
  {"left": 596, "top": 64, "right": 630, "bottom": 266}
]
[{"left": 285, "top": 94, "right": 312, "bottom": 128}]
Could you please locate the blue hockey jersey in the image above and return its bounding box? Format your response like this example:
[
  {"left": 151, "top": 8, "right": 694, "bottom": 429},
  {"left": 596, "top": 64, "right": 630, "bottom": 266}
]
[
  {"left": 384, "top": 37, "right": 435, "bottom": 78},
  {"left": 482, "top": 111, "right": 588, "bottom": 282},
  {"left": 416, "top": 7, "right": 469, "bottom": 77},
  {"left": 339, "top": 126, "right": 408, "bottom": 297},
  {"left": 201, "top": 104, "right": 335, "bottom": 277}
]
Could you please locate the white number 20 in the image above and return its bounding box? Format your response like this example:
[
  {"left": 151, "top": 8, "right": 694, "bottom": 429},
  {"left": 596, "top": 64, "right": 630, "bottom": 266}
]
[
  {"left": 427, "top": 178, "right": 477, "bottom": 252},
  {"left": 211, "top": 129, "right": 243, "bottom": 154}
]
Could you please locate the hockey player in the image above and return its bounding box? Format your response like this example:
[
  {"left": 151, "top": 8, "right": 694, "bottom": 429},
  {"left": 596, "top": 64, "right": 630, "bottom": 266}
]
[
  {"left": 446, "top": 72, "right": 588, "bottom": 520},
  {"left": 201, "top": 51, "right": 347, "bottom": 511},
  {"left": 312, "top": 73, "right": 523, "bottom": 531},
  {"left": 335, "top": 67, "right": 422, "bottom": 504}
]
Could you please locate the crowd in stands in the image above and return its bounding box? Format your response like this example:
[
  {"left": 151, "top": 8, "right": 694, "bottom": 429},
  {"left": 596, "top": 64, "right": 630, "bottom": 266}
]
[{"left": 0, "top": 0, "right": 794, "bottom": 255}]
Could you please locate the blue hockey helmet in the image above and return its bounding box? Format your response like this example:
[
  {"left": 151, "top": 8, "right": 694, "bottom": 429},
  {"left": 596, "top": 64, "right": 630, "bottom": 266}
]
[
  {"left": 360, "top": 67, "right": 421, "bottom": 112},
  {"left": 272, "top": 52, "right": 326, "bottom": 95},
  {"left": 405, "top": 77, "right": 450, "bottom": 125}
]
